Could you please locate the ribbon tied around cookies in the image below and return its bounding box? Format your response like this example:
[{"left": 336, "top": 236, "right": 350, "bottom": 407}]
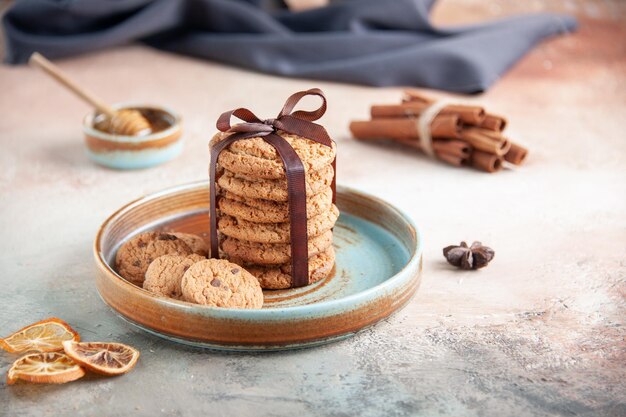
[{"left": 210, "top": 88, "right": 336, "bottom": 288}]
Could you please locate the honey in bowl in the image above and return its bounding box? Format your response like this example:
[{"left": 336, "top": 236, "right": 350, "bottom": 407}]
[
  {"left": 83, "top": 104, "right": 183, "bottom": 170},
  {"left": 93, "top": 107, "right": 174, "bottom": 136}
]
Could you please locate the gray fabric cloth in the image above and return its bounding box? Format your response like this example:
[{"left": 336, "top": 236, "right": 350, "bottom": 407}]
[{"left": 2, "top": 0, "right": 577, "bottom": 93}]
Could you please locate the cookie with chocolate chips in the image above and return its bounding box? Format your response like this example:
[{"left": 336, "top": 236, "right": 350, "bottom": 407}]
[
  {"left": 232, "top": 246, "right": 336, "bottom": 290},
  {"left": 217, "top": 204, "right": 339, "bottom": 244},
  {"left": 213, "top": 131, "right": 336, "bottom": 180},
  {"left": 171, "top": 232, "right": 209, "bottom": 256},
  {"left": 220, "top": 230, "right": 333, "bottom": 265},
  {"left": 180, "top": 259, "right": 263, "bottom": 308},
  {"left": 143, "top": 254, "right": 205, "bottom": 299},
  {"left": 218, "top": 187, "right": 333, "bottom": 224},
  {"left": 115, "top": 232, "right": 193, "bottom": 285},
  {"left": 216, "top": 164, "right": 334, "bottom": 202}
]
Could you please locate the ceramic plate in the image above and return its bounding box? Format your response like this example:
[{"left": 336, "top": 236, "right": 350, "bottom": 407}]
[{"left": 94, "top": 181, "right": 422, "bottom": 351}]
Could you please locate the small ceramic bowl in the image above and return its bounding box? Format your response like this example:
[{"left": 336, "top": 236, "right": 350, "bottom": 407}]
[{"left": 82, "top": 103, "right": 183, "bottom": 169}]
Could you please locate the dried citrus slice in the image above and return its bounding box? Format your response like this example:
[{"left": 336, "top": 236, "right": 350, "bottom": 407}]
[
  {"left": 0, "top": 318, "right": 80, "bottom": 353},
  {"left": 6, "top": 352, "right": 85, "bottom": 385},
  {"left": 63, "top": 341, "right": 140, "bottom": 376}
]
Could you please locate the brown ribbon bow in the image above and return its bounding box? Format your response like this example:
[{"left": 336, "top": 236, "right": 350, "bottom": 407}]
[{"left": 210, "top": 88, "right": 336, "bottom": 288}]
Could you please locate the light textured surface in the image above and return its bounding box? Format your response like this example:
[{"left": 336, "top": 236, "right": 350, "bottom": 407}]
[{"left": 1, "top": 1, "right": 625, "bottom": 416}]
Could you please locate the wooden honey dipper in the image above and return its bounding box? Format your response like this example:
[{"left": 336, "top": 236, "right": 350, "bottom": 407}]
[{"left": 29, "top": 52, "right": 152, "bottom": 136}]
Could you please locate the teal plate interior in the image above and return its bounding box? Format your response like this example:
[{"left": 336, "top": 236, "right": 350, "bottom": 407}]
[
  {"left": 262, "top": 212, "right": 410, "bottom": 308},
  {"left": 95, "top": 182, "right": 422, "bottom": 351}
]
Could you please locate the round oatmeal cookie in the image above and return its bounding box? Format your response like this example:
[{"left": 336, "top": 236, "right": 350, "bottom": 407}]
[
  {"left": 231, "top": 246, "right": 336, "bottom": 290},
  {"left": 220, "top": 230, "right": 333, "bottom": 265},
  {"left": 171, "top": 233, "right": 208, "bottom": 256},
  {"left": 213, "top": 131, "right": 336, "bottom": 180},
  {"left": 115, "top": 232, "right": 193, "bottom": 285},
  {"left": 217, "top": 164, "right": 333, "bottom": 202},
  {"left": 181, "top": 259, "right": 263, "bottom": 308},
  {"left": 143, "top": 254, "right": 205, "bottom": 299},
  {"left": 218, "top": 187, "right": 333, "bottom": 223},
  {"left": 218, "top": 204, "right": 339, "bottom": 243}
]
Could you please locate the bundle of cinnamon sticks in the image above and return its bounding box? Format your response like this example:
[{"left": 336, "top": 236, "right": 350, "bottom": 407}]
[{"left": 349, "top": 90, "right": 528, "bottom": 173}]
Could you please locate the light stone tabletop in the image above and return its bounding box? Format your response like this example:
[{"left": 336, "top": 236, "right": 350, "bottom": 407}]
[{"left": 1, "top": 2, "right": 624, "bottom": 416}]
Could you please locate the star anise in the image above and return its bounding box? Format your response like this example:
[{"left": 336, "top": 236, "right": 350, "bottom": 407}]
[{"left": 443, "top": 241, "right": 495, "bottom": 270}]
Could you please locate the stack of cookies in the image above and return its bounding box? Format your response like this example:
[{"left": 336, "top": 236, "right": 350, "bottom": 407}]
[{"left": 214, "top": 131, "right": 338, "bottom": 289}]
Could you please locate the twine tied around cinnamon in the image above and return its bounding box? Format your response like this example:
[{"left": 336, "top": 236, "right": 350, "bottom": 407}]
[
  {"left": 415, "top": 99, "right": 452, "bottom": 159},
  {"left": 209, "top": 88, "right": 336, "bottom": 288}
]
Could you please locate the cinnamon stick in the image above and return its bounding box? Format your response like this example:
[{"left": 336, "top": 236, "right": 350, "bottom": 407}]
[
  {"left": 364, "top": 136, "right": 471, "bottom": 167},
  {"left": 436, "top": 152, "right": 465, "bottom": 167},
  {"left": 480, "top": 113, "right": 507, "bottom": 131},
  {"left": 460, "top": 128, "right": 511, "bottom": 156},
  {"left": 467, "top": 127, "right": 503, "bottom": 142},
  {"left": 349, "top": 115, "right": 461, "bottom": 141},
  {"left": 402, "top": 90, "right": 433, "bottom": 104},
  {"left": 372, "top": 102, "right": 485, "bottom": 125},
  {"left": 433, "top": 139, "right": 471, "bottom": 159},
  {"left": 504, "top": 143, "right": 528, "bottom": 165},
  {"left": 470, "top": 150, "right": 503, "bottom": 173},
  {"left": 395, "top": 138, "right": 471, "bottom": 158}
]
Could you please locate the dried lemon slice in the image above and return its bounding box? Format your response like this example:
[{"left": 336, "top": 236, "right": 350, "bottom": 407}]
[
  {"left": 6, "top": 352, "right": 85, "bottom": 384},
  {"left": 63, "top": 341, "right": 140, "bottom": 376},
  {"left": 0, "top": 318, "right": 80, "bottom": 353}
]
